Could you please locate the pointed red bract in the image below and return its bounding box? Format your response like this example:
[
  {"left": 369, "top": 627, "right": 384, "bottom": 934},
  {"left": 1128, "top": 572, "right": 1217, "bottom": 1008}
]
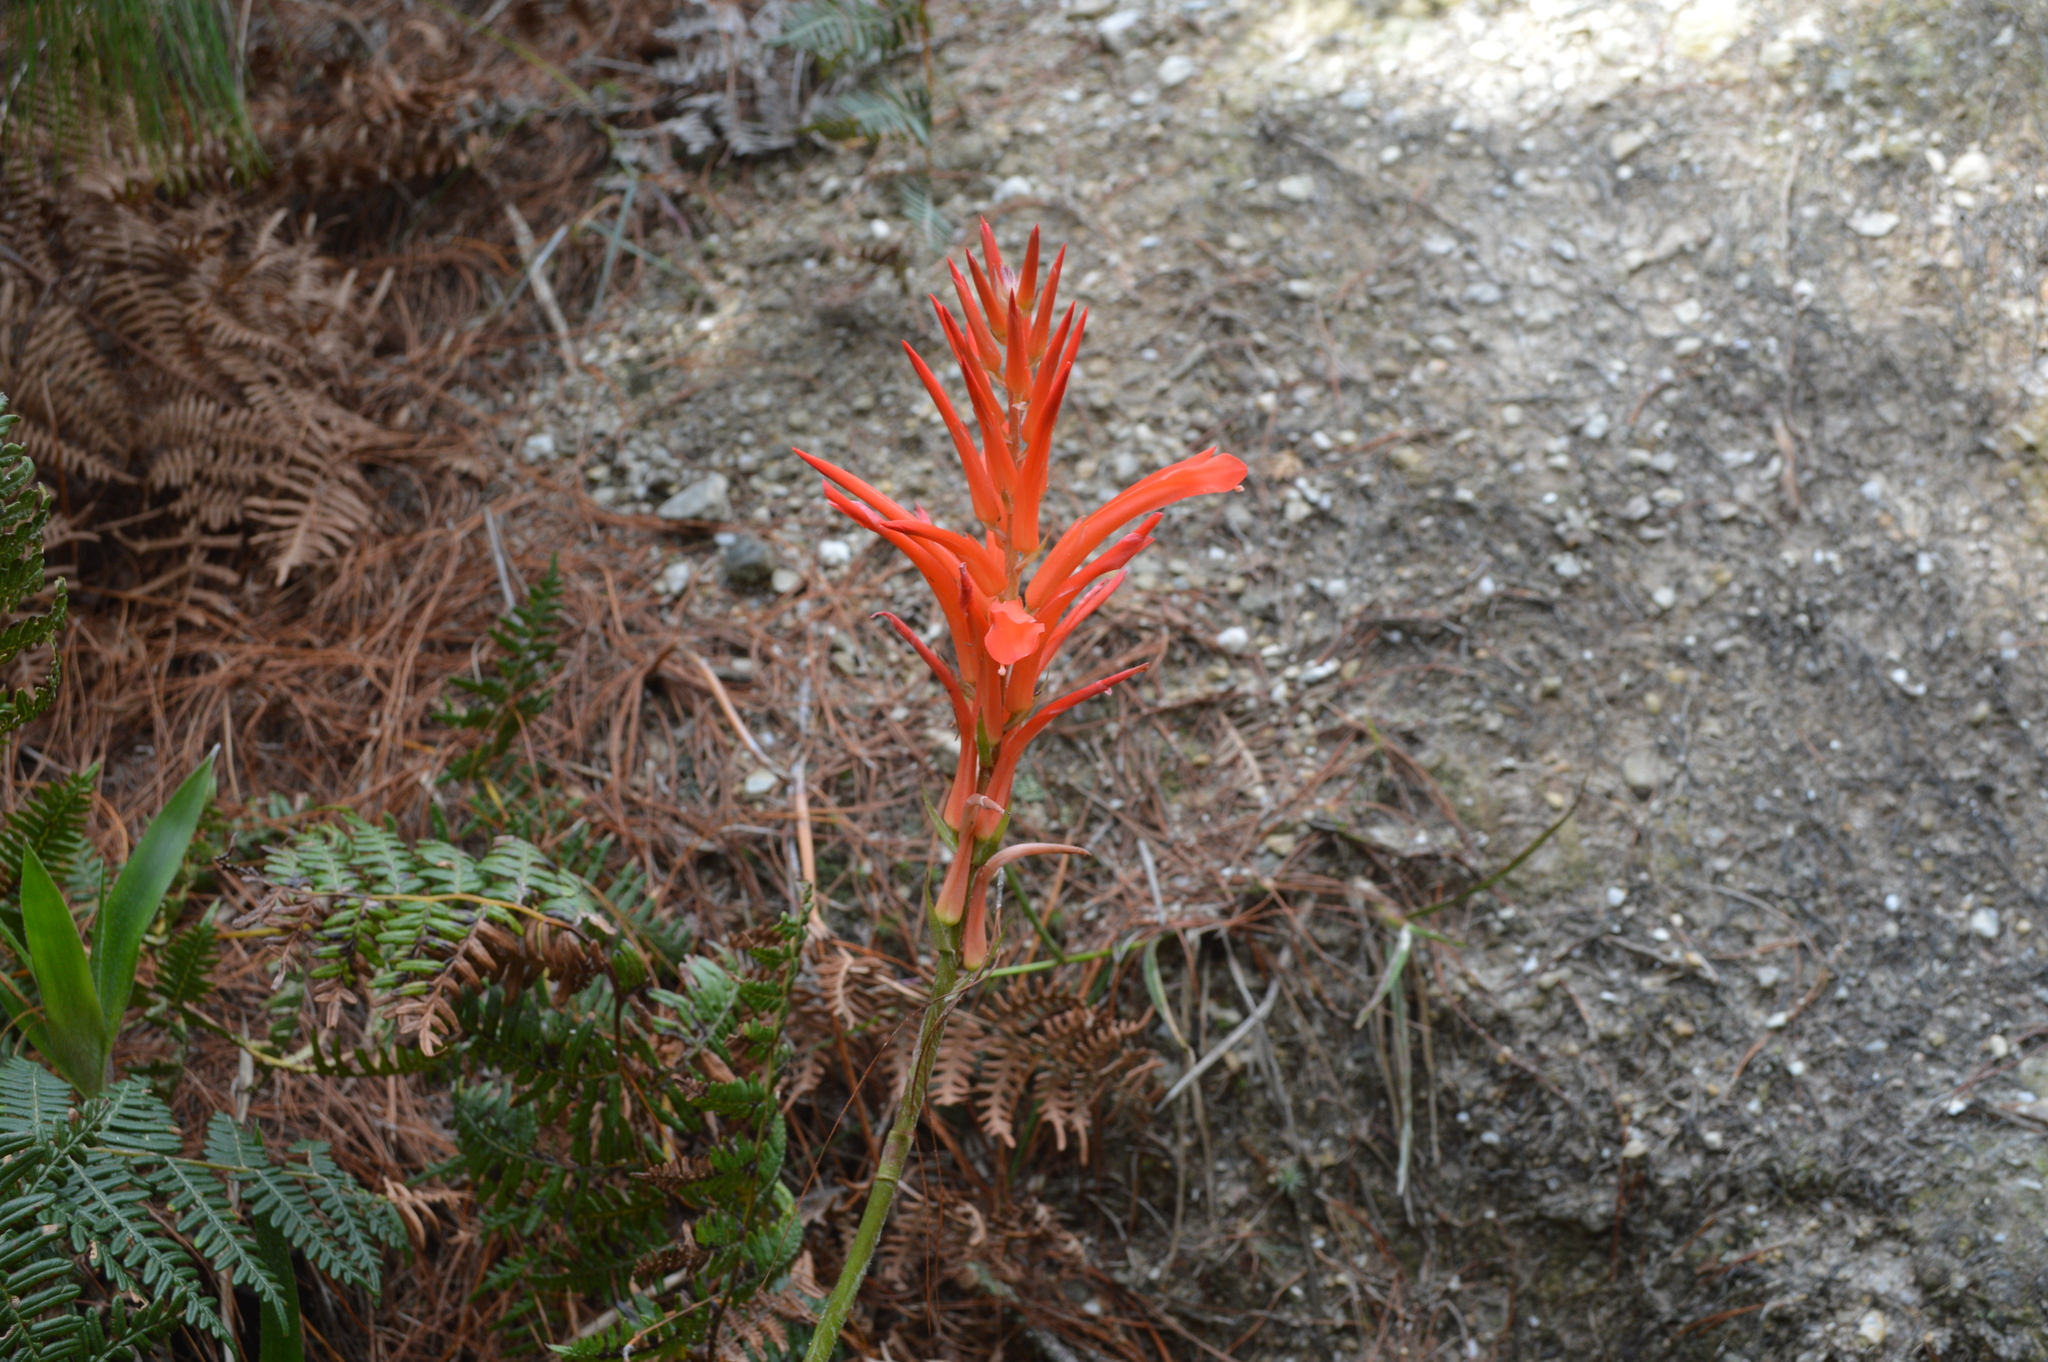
[{"left": 800, "top": 221, "right": 1247, "bottom": 968}]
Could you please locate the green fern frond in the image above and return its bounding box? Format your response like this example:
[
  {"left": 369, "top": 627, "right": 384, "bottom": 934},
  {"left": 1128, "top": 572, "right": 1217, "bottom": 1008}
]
[
  {"left": 824, "top": 78, "right": 931, "bottom": 146},
  {"left": 771, "top": 0, "right": 919, "bottom": 67},
  {"left": 0, "top": 400, "right": 66, "bottom": 741},
  {"left": 0, "top": 1059, "right": 393, "bottom": 1360},
  {"left": 437, "top": 558, "right": 566, "bottom": 784},
  {"left": 149, "top": 917, "right": 218, "bottom": 1006},
  {"left": 248, "top": 813, "right": 811, "bottom": 1357},
  {"left": 0, "top": 767, "right": 97, "bottom": 898},
  {"left": 145, "top": 1155, "right": 283, "bottom": 1312},
  {"left": 292, "top": 1140, "right": 404, "bottom": 1280},
  {"left": 895, "top": 175, "right": 952, "bottom": 252},
  {"left": 0, "top": 1056, "right": 68, "bottom": 1136}
]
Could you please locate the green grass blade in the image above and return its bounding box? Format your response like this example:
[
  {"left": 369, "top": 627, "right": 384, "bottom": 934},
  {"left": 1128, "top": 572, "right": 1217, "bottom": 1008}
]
[
  {"left": 1405, "top": 790, "right": 1583, "bottom": 920},
  {"left": 19, "top": 849, "right": 106, "bottom": 1094},
  {"left": 1351, "top": 924, "right": 1413, "bottom": 1031},
  {"left": 92, "top": 751, "right": 215, "bottom": 1035},
  {"left": 1141, "top": 936, "right": 1187, "bottom": 1056},
  {"left": 254, "top": 1214, "right": 306, "bottom": 1362}
]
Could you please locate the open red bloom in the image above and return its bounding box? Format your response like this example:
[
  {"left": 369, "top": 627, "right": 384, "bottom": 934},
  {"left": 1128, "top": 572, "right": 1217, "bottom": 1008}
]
[{"left": 799, "top": 221, "right": 1246, "bottom": 966}]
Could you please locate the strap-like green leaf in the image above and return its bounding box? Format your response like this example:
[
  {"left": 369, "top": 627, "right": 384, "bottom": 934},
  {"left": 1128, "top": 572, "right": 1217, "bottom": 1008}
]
[
  {"left": 92, "top": 751, "right": 215, "bottom": 1035},
  {"left": 254, "top": 1214, "right": 306, "bottom": 1362},
  {"left": 1141, "top": 936, "right": 1187, "bottom": 1056},
  {"left": 19, "top": 850, "right": 105, "bottom": 1096}
]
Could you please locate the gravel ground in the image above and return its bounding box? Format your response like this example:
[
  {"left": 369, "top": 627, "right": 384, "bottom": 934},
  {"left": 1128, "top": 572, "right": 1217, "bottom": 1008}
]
[{"left": 507, "top": 0, "right": 2048, "bottom": 1355}]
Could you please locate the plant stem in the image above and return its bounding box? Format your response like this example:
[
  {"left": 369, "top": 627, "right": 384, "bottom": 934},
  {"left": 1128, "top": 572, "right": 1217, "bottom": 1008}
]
[{"left": 803, "top": 925, "right": 961, "bottom": 1362}]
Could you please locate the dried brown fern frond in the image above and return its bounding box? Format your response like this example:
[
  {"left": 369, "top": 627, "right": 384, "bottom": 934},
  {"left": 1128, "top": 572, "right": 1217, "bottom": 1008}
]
[
  {"left": 712, "top": 1250, "right": 821, "bottom": 1362},
  {"left": 262, "top": 70, "right": 483, "bottom": 195},
  {"left": 934, "top": 979, "right": 1162, "bottom": 1160},
  {"left": 0, "top": 183, "right": 396, "bottom": 579},
  {"left": 793, "top": 951, "right": 1161, "bottom": 1158},
  {"left": 386, "top": 911, "right": 611, "bottom": 1056},
  {"left": 875, "top": 1175, "right": 1086, "bottom": 1297},
  {"left": 246, "top": 459, "right": 381, "bottom": 585}
]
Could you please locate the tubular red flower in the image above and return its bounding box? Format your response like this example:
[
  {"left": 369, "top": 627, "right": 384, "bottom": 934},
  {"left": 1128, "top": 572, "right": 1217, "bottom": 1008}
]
[
  {"left": 795, "top": 448, "right": 913, "bottom": 523},
  {"left": 874, "top": 612, "right": 973, "bottom": 742},
  {"left": 1014, "top": 228, "right": 1042, "bottom": 319},
  {"left": 880, "top": 517, "right": 1007, "bottom": 597},
  {"left": 932, "top": 302, "right": 1016, "bottom": 488},
  {"left": 962, "top": 841, "right": 1089, "bottom": 969},
  {"left": 1004, "top": 570, "right": 1125, "bottom": 715},
  {"left": 953, "top": 260, "right": 1004, "bottom": 367},
  {"left": 1037, "top": 513, "right": 1161, "bottom": 621},
  {"left": 1002, "top": 292, "right": 1030, "bottom": 405},
  {"left": 1026, "top": 449, "right": 1248, "bottom": 612},
  {"left": 902, "top": 342, "right": 1002, "bottom": 526},
  {"left": 932, "top": 840, "right": 976, "bottom": 925},
  {"left": 1028, "top": 247, "right": 1065, "bottom": 359},
  {"left": 820, "top": 488, "right": 973, "bottom": 656},
  {"left": 981, "top": 665, "right": 1150, "bottom": 828}
]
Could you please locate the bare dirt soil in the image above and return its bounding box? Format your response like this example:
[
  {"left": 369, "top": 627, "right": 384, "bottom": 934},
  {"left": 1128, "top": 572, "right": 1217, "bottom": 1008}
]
[{"left": 507, "top": 0, "right": 2048, "bottom": 1355}]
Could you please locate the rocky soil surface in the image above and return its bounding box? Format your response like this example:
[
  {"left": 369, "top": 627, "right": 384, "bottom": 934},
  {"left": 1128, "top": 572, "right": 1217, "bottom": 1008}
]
[{"left": 506, "top": 0, "right": 2048, "bottom": 1355}]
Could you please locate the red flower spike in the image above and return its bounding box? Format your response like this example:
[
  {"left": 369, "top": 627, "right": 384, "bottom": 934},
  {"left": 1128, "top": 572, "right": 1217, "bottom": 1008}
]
[{"left": 806, "top": 221, "right": 1245, "bottom": 969}]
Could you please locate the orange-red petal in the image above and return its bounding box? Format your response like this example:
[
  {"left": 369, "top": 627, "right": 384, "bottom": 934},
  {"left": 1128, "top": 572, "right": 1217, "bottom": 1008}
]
[{"left": 983, "top": 598, "right": 1044, "bottom": 665}]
